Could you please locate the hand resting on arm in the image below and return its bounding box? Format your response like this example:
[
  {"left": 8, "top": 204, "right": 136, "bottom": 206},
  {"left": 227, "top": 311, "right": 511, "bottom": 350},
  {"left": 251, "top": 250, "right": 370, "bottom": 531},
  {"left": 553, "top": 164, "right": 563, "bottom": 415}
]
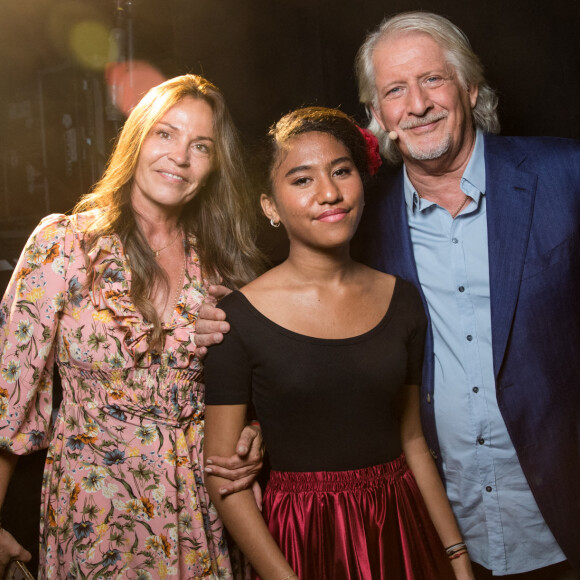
[
  {"left": 196, "top": 285, "right": 265, "bottom": 503},
  {"left": 206, "top": 423, "right": 264, "bottom": 507},
  {"left": 205, "top": 405, "right": 295, "bottom": 580}
]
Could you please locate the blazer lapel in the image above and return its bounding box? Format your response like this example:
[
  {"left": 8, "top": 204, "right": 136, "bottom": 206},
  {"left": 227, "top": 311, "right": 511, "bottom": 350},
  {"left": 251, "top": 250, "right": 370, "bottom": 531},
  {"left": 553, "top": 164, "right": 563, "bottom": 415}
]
[
  {"left": 485, "top": 136, "right": 538, "bottom": 379},
  {"left": 372, "top": 170, "right": 420, "bottom": 285}
]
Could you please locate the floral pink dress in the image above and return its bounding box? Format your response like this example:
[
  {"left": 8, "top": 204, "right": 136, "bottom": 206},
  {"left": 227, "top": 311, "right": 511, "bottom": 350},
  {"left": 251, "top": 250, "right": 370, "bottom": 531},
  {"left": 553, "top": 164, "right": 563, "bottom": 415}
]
[{"left": 0, "top": 212, "right": 240, "bottom": 579}]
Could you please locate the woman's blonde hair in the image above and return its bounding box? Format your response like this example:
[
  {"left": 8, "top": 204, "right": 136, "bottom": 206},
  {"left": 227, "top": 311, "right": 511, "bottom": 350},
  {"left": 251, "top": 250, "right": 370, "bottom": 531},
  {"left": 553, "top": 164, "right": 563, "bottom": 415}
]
[{"left": 75, "top": 74, "right": 266, "bottom": 346}]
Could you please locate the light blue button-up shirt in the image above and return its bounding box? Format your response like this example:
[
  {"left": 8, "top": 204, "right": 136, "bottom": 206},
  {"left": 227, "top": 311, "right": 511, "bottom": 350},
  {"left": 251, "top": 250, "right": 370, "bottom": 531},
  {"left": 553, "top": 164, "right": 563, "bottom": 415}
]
[{"left": 403, "top": 131, "right": 566, "bottom": 575}]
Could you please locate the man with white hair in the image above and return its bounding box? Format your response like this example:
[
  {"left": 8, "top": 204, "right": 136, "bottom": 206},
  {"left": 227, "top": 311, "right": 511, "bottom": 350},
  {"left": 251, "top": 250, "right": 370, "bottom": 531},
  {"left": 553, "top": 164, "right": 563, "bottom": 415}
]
[
  {"left": 354, "top": 11, "right": 579, "bottom": 579},
  {"left": 195, "top": 11, "right": 579, "bottom": 579}
]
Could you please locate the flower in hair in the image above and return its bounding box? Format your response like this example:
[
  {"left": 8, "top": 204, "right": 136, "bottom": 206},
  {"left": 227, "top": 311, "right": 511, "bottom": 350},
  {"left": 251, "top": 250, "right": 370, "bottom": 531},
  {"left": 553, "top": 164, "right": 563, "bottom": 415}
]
[{"left": 358, "top": 127, "right": 382, "bottom": 176}]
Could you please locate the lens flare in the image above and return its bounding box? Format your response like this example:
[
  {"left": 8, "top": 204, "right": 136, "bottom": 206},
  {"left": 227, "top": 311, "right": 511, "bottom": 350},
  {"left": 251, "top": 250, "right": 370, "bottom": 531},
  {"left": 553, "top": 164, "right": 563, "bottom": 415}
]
[
  {"left": 69, "top": 20, "right": 110, "bottom": 71},
  {"left": 106, "top": 61, "right": 166, "bottom": 116}
]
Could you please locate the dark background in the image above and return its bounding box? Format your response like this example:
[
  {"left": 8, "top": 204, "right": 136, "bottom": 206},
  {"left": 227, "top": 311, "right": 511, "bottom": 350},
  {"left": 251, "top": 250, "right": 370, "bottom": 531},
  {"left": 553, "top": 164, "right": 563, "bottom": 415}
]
[
  {"left": 0, "top": 0, "right": 578, "bottom": 575},
  {"left": 1, "top": 0, "right": 579, "bottom": 267}
]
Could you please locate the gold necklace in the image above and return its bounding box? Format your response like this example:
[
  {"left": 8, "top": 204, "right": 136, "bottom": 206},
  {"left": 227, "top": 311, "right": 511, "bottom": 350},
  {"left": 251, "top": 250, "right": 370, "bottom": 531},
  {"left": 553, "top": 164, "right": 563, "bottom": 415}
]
[
  {"left": 150, "top": 229, "right": 182, "bottom": 258},
  {"left": 418, "top": 193, "right": 470, "bottom": 219},
  {"left": 450, "top": 195, "right": 470, "bottom": 219},
  {"left": 161, "top": 247, "right": 186, "bottom": 325},
  {"left": 170, "top": 252, "right": 186, "bottom": 318}
]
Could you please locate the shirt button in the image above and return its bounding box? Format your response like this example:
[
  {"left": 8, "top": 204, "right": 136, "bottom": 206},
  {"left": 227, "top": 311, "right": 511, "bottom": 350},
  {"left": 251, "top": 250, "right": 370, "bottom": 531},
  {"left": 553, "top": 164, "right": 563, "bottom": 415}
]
[
  {"left": 458, "top": 286, "right": 465, "bottom": 292},
  {"left": 452, "top": 237, "right": 458, "bottom": 244},
  {"left": 486, "top": 486, "right": 493, "bottom": 492},
  {"left": 477, "top": 438, "right": 485, "bottom": 445},
  {"left": 466, "top": 335, "right": 473, "bottom": 341},
  {"left": 429, "top": 448, "right": 439, "bottom": 460},
  {"left": 472, "top": 386, "right": 479, "bottom": 393},
  {"left": 426, "top": 393, "right": 431, "bottom": 404}
]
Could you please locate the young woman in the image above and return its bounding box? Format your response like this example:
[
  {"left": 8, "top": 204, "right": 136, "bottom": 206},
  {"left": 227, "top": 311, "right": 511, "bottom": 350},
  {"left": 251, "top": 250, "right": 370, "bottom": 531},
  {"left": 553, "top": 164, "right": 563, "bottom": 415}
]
[
  {"left": 203, "top": 107, "right": 474, "bottom": 579},
  {"left": 0, "top": 74, "right": 265, "bottom": 578}
]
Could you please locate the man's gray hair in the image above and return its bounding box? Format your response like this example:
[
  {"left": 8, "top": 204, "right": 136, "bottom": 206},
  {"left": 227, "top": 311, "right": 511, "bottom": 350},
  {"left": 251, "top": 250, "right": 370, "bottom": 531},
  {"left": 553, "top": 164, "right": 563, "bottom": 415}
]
[{"left": 355, "top": 11, "right": 500, "bottom": 164}]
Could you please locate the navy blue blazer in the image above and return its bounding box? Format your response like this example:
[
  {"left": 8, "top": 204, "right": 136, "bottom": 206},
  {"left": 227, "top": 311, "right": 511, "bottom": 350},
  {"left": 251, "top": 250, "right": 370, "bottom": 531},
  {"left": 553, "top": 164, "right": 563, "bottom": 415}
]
[{"left": 356, "top": 134, "right": 580, "bottom": 569}]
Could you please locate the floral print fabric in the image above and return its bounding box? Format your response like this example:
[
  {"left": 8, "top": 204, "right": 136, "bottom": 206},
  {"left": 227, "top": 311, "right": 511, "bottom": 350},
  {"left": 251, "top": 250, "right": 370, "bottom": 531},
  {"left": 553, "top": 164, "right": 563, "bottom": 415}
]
[{"left": 0, "top": 212, "right": 238, "bottom": 579}]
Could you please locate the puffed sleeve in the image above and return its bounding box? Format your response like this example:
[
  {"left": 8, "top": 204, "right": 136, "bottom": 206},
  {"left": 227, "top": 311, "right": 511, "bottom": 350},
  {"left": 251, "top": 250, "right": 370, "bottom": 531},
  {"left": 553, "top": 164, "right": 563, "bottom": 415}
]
[
  {"left": 0, "top": 214, "right": 73, "bottom": 454},
  {"left": 203, "top": 292, "right": 253, "bottom": 405}
]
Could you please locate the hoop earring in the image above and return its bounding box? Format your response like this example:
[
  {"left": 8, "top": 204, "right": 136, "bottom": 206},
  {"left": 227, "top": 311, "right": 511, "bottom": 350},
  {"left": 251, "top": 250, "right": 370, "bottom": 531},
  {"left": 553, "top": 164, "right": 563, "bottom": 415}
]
[{"left": 270, "top": 218, "right": 280, "bottom": 228}]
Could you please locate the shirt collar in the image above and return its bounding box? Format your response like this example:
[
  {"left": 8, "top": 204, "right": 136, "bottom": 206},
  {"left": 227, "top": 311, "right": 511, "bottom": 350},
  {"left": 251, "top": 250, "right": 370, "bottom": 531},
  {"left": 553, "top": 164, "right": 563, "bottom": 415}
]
[{"left": 404, "top": 129, "right": 486, "bottom": 213}]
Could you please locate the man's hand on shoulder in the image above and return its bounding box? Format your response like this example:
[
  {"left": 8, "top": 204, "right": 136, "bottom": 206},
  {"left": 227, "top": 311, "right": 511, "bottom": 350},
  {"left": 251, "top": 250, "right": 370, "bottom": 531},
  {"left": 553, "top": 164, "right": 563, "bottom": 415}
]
[{"left": 195, "top": 285, "right": 232, "bottom": 357}]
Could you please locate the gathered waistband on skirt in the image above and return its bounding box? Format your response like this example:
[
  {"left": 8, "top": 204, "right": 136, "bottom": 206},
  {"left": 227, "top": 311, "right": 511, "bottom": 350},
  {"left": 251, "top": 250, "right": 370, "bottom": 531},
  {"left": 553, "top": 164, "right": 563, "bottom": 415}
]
[
  {"left": 262, "top": 453, "right": 456, "bottom": 579},
  {"left": 266, "top": 454, "right": 408, "bottom": 494}
]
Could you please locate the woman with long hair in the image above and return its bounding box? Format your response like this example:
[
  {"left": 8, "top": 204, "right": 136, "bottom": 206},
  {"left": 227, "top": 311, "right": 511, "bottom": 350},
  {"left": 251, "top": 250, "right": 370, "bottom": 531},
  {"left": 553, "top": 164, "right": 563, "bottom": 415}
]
[
  {"left": 0, "top": 74, "right": 265, "bottom": 578},
  {"left": 203, "top": 107, "right": 474, "bottom": 579}
]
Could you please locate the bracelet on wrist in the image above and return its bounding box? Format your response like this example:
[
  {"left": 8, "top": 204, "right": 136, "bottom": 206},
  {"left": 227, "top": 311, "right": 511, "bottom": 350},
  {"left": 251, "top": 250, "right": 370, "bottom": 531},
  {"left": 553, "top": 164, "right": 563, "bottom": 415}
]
[{"left": 445, "top": 541, "right": 468, "bottom": 559}]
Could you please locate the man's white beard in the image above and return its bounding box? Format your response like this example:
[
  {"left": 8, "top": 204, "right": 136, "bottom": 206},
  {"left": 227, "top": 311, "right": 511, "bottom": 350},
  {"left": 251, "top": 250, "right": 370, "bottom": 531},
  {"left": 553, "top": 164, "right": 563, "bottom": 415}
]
[{"left": 404, "top": 131, "right": 452, "bottom": 161}]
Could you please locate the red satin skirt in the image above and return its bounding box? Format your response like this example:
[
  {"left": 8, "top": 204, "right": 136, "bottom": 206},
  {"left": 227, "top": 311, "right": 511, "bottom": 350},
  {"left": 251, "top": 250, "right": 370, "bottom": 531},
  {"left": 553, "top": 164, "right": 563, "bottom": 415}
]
[{"left": 261, "top": 455, "right": 455, "bottom": 580}]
